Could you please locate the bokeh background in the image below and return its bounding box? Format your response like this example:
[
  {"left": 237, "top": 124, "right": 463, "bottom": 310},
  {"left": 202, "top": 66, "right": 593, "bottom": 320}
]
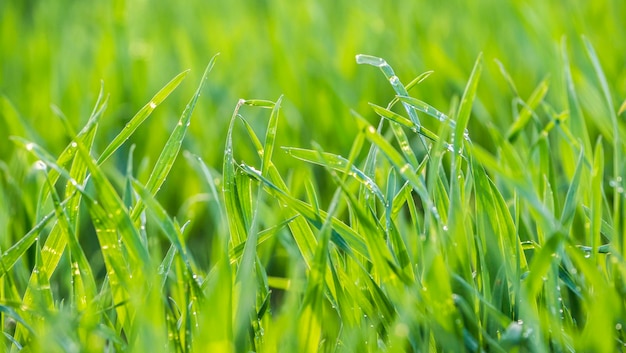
[{"left": 1, "top": 0, "right": 625, "bottom": 257}]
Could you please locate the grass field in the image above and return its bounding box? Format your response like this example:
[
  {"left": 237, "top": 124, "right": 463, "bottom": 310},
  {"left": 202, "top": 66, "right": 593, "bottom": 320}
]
[{"left": 1, "top": 0, "right": 626, "bottom": 351}]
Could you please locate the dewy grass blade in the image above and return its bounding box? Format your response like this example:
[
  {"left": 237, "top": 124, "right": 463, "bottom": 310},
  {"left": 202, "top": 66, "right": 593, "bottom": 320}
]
[
  {"left": 98, "top": 69, "right": 190, "bottom": 164},
  {"left": 223, "top": 100, "right": 248, "bottom": 245},
  {"left": 559, "top": 148, "right": 585, "bottom": 229},
  {"left": 356, "top": 54, "right": 428, "bottom": 149},
  {"left": 282, "top": 147, "right": 386, "bottom": 203},
  {"left": 356, "top": 116, "right": 435, "bottom": 220},
  {"left": 44, "top": 171, "right": 97, "bottom": 308},
  {"left": 369, "top": 103, "right": 445, "bottom": 149},
  {"left": 454, "top": 53, "right": 482, "bottom": 150},
  {"left": 133, "top": 55, "right": 218, "bottom": 220},
  {"left": 73, "top": 137, "right": 151, "bottom": 269},
  {"left": 0, "top": 207, "right": 57, "bottom": 277},
  {"left": 396, "top": 96, "right": 460, "bottom": 132},
  {"left": 583, "top": 37, "right": 622, "bottom": 256}
]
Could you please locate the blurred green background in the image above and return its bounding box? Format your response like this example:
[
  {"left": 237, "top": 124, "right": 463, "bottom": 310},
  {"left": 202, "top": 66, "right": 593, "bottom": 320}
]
[{"left": 1, "top": 0, "right": 625, "bottom": 249}]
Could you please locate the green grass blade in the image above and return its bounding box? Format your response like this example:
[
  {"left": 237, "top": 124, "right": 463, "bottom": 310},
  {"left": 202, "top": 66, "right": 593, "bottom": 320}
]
[
  {"left": 98, "top": 70, "right": 190, "bottom": 164},
  {"left": 356, "top": 54, "right": 420, "bottom": 127},
  {"left": 369, "top": 103, "right": 444, "bottom": 150},
  {"left": 454, "top": 52, "right": 482, "bottom": 150},
  {"left": 590, "top": 137, "right": 604, "bottom": 262},
  {"left": 132, "top": 55, "right": 217, "bottom": 224},
  {"left": 282, "top": 147, "right": 385, "bottom": 202},
  {"left": 506, "top": 77, "right": 550, "bottom": 141},
  {"left": 261, "top": 96, "right": 282, "bottom": 174},
  {"left": 223, "top": 100, "right": 248, "bottom": 245},
  {"left": 240, "top": 163, "right": 369, "bottom": 259},
  {"left": 559, "top": 148, "right": 585, "bottom": 229}
]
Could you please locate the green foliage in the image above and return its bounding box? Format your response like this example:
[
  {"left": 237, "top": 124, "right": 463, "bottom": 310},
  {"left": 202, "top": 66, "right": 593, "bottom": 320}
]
[{"left": 1, "top": 0, "right": 626, "bottom": 352}]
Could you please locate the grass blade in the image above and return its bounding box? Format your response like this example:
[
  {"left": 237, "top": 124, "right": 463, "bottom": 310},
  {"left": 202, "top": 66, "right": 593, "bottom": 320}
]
[{"left": 98, "top": 70, "right": 190, "bottom": 164}]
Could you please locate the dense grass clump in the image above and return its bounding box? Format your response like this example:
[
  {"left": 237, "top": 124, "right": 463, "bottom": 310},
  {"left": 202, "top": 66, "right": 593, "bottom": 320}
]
[{"left": 2, "top": 1, "right": 626, "bottom": 352}]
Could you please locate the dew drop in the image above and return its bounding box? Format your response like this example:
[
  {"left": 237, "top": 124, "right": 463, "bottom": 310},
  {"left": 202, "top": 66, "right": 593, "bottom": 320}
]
[
  {"left": 149, "top": 101, "right": 157, "bottom": 109},
  {"left": 34, "top": 160, "right": 46, "bottom": 170}
]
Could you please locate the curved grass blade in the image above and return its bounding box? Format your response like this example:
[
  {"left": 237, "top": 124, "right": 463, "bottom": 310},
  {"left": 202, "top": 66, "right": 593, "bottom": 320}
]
[
  {"left": 356, "top": 54, "right": 429, "bottom": 151},
  {"left": 370, "top": 103, "right": 444, "bottom": 146},
  {"left": 395, "top": 96, "right": 461, "bottom": 133},
  {"left": 282, "top": 147, "right": 385, "bottom": 202}
]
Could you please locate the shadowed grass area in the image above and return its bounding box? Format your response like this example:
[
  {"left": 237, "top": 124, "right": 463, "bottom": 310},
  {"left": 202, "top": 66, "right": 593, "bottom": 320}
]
[{"left": 1, "top": 0, "right": 626, "bottom": 352}]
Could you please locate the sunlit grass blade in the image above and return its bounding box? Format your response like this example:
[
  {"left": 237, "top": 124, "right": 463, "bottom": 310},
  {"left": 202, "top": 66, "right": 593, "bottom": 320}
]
[
  {"left": 43, "top": 171, "right": 97, "bottom": 310},
  {"left": 282, "top": 147, "right": 385, "bottom": 202},
  {"left": 454, "top": 53, "right": 482, "bottom": 150},
  {"left": 356, "top": 116, "right": 437, "bottom": 226},
  {"left": 133, "top": 55, "right": 218, "bottom": 220},
  {"left": 98, "top": 70, "right": 190, "bottom": 164},
  {"left": 0, "top": 208, "right": 57, "bottom": 277},
  {"left": 395, "top": 96, "right": 460, "bottom": 132},
  {"left": 356, "top": 54, "right": 420, "bottom": 126}
]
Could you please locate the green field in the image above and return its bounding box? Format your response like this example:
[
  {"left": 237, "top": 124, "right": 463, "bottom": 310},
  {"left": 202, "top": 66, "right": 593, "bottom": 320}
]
[{"left": 1, "top": 0, "right": 626, "bottom": 351}]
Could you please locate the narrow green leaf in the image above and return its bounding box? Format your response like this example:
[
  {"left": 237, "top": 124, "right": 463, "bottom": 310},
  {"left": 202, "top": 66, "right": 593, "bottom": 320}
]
[
  {"left": 262, "top": 96, "right": 282, "bottom": 174},
  {"left": 240, "top": 163, "right": 369, "bottom": 259},
  {"left": 590, "top": 137, "right": 604, "bottom": 262},
  {"left": 282, "top": 147, "right": 385, "bottom": 202},
  {"left": 369, "top": 103, "right": 442, "bottom": 144},
  {"left": 506, "top": 77, "right": 550, "bottom": 141},
  {"left": 223, "top": 97, "right": 248, "bottom": 245},
  {"left": 454, "top": 52, "right": 482, "bottom": 150},
  {"left": 559, "top": 148, "right": 585, "bottom": 229},
  {"left": 140, "top": 56, "right": 217, "bottom": 200},
  {"left": 98, "top": 69, "right": 190, "bottom": 164}
]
